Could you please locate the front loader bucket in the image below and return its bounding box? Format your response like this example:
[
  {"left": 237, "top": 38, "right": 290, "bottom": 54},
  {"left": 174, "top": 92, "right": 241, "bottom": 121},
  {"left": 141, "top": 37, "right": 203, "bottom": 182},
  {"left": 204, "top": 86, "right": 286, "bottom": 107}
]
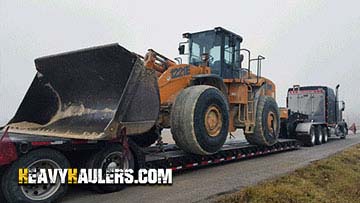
[{"left": 7, "top": 44, "right": 160, "bottom": 139}]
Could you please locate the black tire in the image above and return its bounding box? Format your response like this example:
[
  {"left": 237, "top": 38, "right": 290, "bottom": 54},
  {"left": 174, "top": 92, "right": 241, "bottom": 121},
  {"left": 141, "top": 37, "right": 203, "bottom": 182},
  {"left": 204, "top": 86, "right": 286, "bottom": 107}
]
[
  {"left": 340, "top": 133, "right": 346, "bottom": 139},
  {"left": 322, "top": 126, "right": 328, "bottom": 143},
  {"left": 86, "top": 145, "right": 135, "bottom": 193},
  {"left": 344, "top": 127, "right": 348, "bottom": 136},
  {"left": 130, "top": 127, "right": 159, "bottom": 147},
  {"left": 337, "top": 125, "right": 347, "bottom": 139},
  {"left": 245, "top": 96, "right": 280, "bottom": 146},
  {"left": 171, "top": 85, "right": 229, "bottom": 155},
  {"left": 1, "top": 148, "right": 70, "bottom": 203},
  {"left": 304, "top": 125, "right": 316, "bottom": 147},
  {"left": 0, "top": 167, "right": 6, "bottom": 203},
  {"left": 315, "top": 126, "right": 323, "bottom": 145}
]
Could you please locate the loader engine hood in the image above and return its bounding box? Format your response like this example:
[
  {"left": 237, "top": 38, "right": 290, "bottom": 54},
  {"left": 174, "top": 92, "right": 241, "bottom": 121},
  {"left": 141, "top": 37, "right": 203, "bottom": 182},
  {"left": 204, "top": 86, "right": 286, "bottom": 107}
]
[{"left": 6, "top": 44, "right": 160, "bottom": 139}]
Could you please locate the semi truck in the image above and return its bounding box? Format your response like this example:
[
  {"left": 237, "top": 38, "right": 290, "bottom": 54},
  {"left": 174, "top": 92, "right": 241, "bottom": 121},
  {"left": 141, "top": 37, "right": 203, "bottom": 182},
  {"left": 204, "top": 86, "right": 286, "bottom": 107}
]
[{"left": 279, "top": 85, "right": 348, "bottom": 146}]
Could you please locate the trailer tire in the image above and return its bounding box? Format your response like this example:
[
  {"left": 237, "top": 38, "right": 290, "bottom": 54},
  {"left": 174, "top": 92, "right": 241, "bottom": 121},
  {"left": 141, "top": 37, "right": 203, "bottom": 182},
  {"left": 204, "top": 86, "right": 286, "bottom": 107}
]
[
  {"left": 304, "top": 126, "right": 316, "bottom": 147},
  {"left": 315, "top": 126, "right": 323, "bottom": 145},
  {"left": 86, "top": 144, "right": 135, "bottom": 193},
  {"left": 1, "top": 148, "right": 70, "bottom": 203},
  {"left": 245, "top": 96, "right": 280, "bottom": 146},
  {"left": 322, "top": 126, "right": 328, "bottom": 143},
  {"left": 171, "top": 85, "right": 229, "bottom": 155},
  {"left": 0, "top": 167, "right": 6, "bottom": 203}
]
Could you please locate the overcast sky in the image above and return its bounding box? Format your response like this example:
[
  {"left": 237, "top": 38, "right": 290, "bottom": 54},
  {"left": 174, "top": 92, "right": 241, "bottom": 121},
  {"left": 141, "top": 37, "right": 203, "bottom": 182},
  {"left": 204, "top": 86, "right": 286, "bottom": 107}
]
[{"left": 0, "top": 0, "right": 359, "bottom": 126}]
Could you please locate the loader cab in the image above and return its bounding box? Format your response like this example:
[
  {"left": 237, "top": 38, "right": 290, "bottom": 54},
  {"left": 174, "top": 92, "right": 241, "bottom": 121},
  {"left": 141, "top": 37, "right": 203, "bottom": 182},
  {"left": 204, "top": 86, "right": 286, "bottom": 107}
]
[{"left": 179, "top": 27, "right": 244, "bottom": 79}]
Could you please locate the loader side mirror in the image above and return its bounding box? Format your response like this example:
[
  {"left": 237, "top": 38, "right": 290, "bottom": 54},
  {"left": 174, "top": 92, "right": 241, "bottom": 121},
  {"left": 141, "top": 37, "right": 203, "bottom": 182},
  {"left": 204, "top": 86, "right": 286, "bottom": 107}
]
[
  {"left": 178, "top": 45, "right": 185, "bottom": 55},
  {"left": 340, "top": 101, "right": 345, "bottom": 111}
]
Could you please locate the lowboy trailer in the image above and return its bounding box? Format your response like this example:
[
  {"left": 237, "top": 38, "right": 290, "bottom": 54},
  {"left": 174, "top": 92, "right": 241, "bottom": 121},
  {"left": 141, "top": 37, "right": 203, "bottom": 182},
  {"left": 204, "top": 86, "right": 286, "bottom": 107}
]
[{"left": 0, "top": 127, "right": 299, "bottom": 203}]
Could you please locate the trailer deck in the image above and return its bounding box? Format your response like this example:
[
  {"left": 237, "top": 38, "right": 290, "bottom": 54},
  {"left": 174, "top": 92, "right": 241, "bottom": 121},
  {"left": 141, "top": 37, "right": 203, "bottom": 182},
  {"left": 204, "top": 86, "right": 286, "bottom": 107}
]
[
  {"left": 3, "top": 132, "right": 300, "bottom": 172},
  {"left": 143, "top": 139, "right": 300, "bottom": 171}
]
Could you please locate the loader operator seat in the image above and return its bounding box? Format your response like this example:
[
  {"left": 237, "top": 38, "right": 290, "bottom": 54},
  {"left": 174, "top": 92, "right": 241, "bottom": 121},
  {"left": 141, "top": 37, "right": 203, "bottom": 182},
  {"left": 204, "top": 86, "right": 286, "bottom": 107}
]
[{"left": 211, "top": 60, "right": 221, "bottom": 75}]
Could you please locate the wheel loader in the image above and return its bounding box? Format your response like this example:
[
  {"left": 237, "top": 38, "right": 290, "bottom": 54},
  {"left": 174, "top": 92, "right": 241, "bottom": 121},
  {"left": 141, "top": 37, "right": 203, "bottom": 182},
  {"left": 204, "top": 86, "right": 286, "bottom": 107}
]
[{"left": 5, "top": 27, "right": 280, "bottom": 155}]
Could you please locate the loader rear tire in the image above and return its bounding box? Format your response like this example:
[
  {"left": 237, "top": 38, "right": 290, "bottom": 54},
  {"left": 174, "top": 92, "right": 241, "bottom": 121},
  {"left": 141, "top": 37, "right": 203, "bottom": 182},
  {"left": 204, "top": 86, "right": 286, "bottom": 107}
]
[
  {"left": 245, "top": 96, "right": 280, "bottom": 146},
  {"left": 171, "top": 85, "right": 229, "bottom": 155}
]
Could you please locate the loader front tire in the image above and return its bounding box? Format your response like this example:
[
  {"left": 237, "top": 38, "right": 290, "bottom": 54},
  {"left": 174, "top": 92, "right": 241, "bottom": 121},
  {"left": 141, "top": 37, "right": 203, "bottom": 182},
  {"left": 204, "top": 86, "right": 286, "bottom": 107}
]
[
  {"left": 171, "top": 85, "right": 229, "bottom": 155},
  {"left": 245, "top": 96, "right": 280, "bottom": 146}
]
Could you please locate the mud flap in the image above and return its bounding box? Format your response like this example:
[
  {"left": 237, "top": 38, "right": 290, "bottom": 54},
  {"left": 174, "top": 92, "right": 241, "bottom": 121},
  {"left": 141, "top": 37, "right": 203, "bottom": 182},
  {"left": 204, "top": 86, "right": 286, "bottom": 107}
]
[{"left": 7, "top": 44, "right": 160, "bottom": 139}]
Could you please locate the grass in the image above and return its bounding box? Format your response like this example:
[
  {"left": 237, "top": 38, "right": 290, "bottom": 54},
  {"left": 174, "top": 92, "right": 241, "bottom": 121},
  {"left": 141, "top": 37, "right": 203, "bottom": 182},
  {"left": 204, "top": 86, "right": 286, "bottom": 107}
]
[{"left": 217, "top": 144, "right": 360, "bottom": 203}]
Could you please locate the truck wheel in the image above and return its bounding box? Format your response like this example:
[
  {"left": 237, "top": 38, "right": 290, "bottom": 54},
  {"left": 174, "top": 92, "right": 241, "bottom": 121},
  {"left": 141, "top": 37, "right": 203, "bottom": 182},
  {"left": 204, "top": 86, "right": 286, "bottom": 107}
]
[
  {"left": 304, "top": 126, "right": 316, "bottom": 147},
  {"left": 322, "top": 126, "right": 328, "bottom": 143},
  {"left": 341, "top": 126, "right": 348, "bottom": 139},
  {"left": 340, "top": 132, "right": 347, "bottom": 139},
  {"left": 337, "top": 125, "right": 347, "bottom": 139},
  {"left": 86, "top": 145, "right": 134, "bottom": 193},
  {"left": 130, "top": 127, "right": 159, "bottom": 147},
  {"left": 1, "top": 148, "right": 70, "bottom": 203},
  {"left": 245, "top": 96, "right": 280, "bottom": 146},
  {"left": 315, "top": 126, "right": 323, "bottom": 145},
  {"left": 171, "top": 85, "right": 229, "bottom": 155}
]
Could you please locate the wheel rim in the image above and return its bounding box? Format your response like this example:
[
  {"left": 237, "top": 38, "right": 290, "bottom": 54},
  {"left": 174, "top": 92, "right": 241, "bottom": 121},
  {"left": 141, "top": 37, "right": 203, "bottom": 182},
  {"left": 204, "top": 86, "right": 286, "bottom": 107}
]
[
  {"left": 324, "top": 132, "right": 328, "bottom": 142},
  {"left": 318, "top": 130, "right": 323, "bottom": 142},
  {"left": 204, "top": 105, "right": 223, "bottom": 137},
  {"left": 101, "top": 152, "right": 129, "bottom": 172},
  {"left": 311, "top": 130, "right": 316, "bottom": 144},
  {"left": 21, "top": 159, "right": 61, "bottom": 201},
  {"left": 267, "top": 111, "right": 277, "bottom": 137}
]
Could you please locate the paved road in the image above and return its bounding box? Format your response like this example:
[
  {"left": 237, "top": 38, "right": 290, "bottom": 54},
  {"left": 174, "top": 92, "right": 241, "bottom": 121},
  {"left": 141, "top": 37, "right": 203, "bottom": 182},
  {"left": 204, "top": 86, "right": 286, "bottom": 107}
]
[{"left": 62, "top": 133, "right": 360, "bottom": 203}]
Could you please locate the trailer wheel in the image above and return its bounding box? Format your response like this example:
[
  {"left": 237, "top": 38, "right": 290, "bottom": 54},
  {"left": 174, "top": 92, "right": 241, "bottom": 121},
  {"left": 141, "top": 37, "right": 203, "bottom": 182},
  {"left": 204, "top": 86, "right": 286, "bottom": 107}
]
[
  {"left": 86, "top": 145, "right": 134, "bottom": 193},
  {"left": 0, "top": 167, "right": 6, "bottom": 203},
  {"left": 1, "top": 148, "right": 70, "bottom": 203},
  {"left": 171, "top": 85, "right": 229, "bottom": 155},
  {"left": 315, "top": 126, "right": 323, "bottom": 145},
  {"left": 304, "top": 126, "right": 316, "bottom": 147},
  {"left": 322, "top": 126, "right": 328, "bottom": 143},
  {"left": 245, "top": 96, "right": 280, "bottom": 146}
]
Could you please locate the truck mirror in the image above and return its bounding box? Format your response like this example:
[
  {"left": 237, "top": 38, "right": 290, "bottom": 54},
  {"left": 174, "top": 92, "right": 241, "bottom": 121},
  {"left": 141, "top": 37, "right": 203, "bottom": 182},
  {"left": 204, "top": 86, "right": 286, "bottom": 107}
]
[{"left": 178, "top": 45, "right": 185, "bottom": 55}]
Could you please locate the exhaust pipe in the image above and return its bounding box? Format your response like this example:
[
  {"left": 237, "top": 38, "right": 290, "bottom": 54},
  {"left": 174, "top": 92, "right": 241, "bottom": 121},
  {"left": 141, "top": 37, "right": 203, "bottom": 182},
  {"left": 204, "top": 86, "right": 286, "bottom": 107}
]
[{"left": 335, "top": 84, "right": 340, "bottom": 122}]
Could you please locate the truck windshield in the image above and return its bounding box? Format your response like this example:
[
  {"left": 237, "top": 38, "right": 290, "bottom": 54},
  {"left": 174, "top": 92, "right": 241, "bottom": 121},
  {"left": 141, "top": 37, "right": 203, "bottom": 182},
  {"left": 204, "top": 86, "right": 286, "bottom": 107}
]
[{"left": 189, "top": 32, "right": 222, "bottom": 74}]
